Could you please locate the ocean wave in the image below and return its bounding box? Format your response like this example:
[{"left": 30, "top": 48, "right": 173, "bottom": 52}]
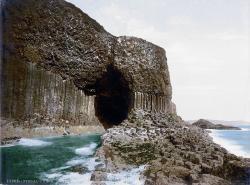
[
  {"left": 106, "top": 165, "right": 147, "bottom": 185},
  {"left": 66, "top": 158, "right": 87, "bottom": 166},
  {"left": 43, "top": 172, "right": 62, "bottom": 179},
  {"left": 18, "top": 138, "right": 52, "bottom": 147},
  {"left": 59, "top": 172, "right": 93, "bottom": 185},
  {"left": 41, "top": 153, "right": 145, "bottom": 185},
  {"left": 42, "top": 165, "right": 146, "bottom": 185},
  {"left": 66, "top": 157, "right": 101, "bottom": 171},
  {"left": 75, "top": 143, "right": 97, "bottom": 156},
  {"left": 209, "top": 131, "right": 250, "bottom": 158},
  {"left": 40, "top": 139, "right": 146, "bottom": 185},
  {"left": 240, "top": 128, "right": 250, "bottom": 131},
  {"left": 41, "top": 171, "right": 92, "bottom": 185},
  {"left": 0, "top": 144, "right": 15, "bottom": 148}
]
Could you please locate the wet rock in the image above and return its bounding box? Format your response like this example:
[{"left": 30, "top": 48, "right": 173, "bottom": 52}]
[
  {"left": 94, "top": 110, "right": 250, "bottom": 184},
  {"left": 91, "top": 182, "right": 106, "bottom": 185},
  {"left": 69, "top": 165, "right": 89, "bottom": 174},
  {"left": 90, "top": 171, "right": 107, "bottom": 181},
  {"left": 1, "top": 136, "right": 21, "bottom": 145},
  {"left": 2, "top": 1, "right": 250, "bottom": 184}
]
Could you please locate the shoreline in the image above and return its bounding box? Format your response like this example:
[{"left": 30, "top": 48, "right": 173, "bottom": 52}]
[
  {"left": 208, "top": 129, "right": 250, "bottom": 158},
  {"left": 1, "top": 125, "right": 105, "bottom": 146}
]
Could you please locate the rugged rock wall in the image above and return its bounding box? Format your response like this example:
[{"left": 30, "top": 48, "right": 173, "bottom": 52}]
[
  {"left": 94, "top": 111, "right": 250, "bottom": 185},
  {"left": 1, "top": 0, "right": 174, "bottom": 128},
  {"left": 2, "top": 60, "right": 97, "bottom": 126},
  {"left": 1, "top": 1, "right": 250, "bottom": 184}
]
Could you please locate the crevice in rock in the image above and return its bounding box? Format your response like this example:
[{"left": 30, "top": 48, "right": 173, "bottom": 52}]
[{"left": 94, "top": 65, "right": 132, "bottom": 129}]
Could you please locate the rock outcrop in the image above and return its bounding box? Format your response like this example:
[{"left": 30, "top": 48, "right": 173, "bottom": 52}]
[
  {"left": 93, "top": 111, "right": 250, "bottom": 185},
  {"left": 1, "top": 0, "right": 250, "bottom": 184},
  {"left": 1, "top": 0, "right": 173, "bottom": 131},
  {"left": 193, "top": 119, "right": 241, "bottom": 130}
]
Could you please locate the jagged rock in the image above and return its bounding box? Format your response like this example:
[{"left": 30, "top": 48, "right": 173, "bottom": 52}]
[
  {"left": 90, "top": 171, "right": 107, "bottom": 181},
  {"left": 1, "top": 136, "right": 21, "bottom": 145},
  {"left": 1, "top": 1, "right": 250, "bottom": 184},
  {"left": 193, "top": 119, "right": 241, "bottom": 130},
  {"left": 91, "top": 182, "right": 106, "bottom": 185},
  {"left": 1, "top": 0, "right": 173, "bottom": 130},
  {"left": 69, "top": 165, "right": 89, "bottom": 174},
  {"left": 94, "top": 110, "right": 250, "bottom": 184}
]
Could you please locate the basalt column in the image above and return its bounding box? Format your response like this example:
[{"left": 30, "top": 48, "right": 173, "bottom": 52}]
[{"left": 1, "top": 0, "right": 175, "bottom": 130}]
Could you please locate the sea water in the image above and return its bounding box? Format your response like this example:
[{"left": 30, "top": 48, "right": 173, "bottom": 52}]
[
  {"left": 209, "top": 125, "right": 250, "bottom": 158},
  {"left": 0, "top": 134, "right": 146, "bottom": 185},
  {"left": 2, "top": 127, "right": 249, "bottom": 184}
]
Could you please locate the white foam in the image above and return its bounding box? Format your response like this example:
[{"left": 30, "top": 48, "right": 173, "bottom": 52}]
[
  {"left": 42, "top": 171, "right": 92, "bottom": 185},
  {"left": 106, "top": 165, "right": 147, "bottom": 185},
  {"left": 209, "top": 130, "right": 250, "bottom": 158},
  {"left": 66, "top": 158, "right": 87, "bottom": 166},
  {"left": 67, "top": 156, "right": 101, "bottom": 169},
  {"left": 75, "top": 143, "right": 97, "bottom": 156},
  {"left": 40, "top": 140, "right": 146, "bottom": 185},
  {"left": 85, "top": 157, "right": 102, "bottom": 171},
  {"left": 57, "top": 172, "right": 92, "bottom": 185},
  {"left": 241, "top": 128, "right": 250, "bottom": 131},
  {"left": 43, "top": 165, "right": 146, "bottom": 185},
  {"left": 43, "top": 172, "right": 62, "bottom": 179},
  {"left": 0, "top": 144, "right": 15, "bottom": 148},
  {"left": 18, "top": 138, "right": 52, "bottom": 147},
  {"left": 50, "top": 166, "right": 71, "bottom": 173}
]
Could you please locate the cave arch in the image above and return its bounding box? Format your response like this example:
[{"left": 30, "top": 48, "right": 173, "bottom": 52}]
[{"left": 94, "top": 65, "right": 132, "bottom": 129}]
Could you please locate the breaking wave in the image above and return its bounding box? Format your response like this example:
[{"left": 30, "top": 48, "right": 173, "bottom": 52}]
[
  {"left": 209, "top": 130, "right": 250, "bottom": 158},
  {"left": 75, "top": 142, "right": 97, "bottom": 156},
  {"left": 41, "top": 142, "right": 146, "bottom": 185},
  {"left": 18, "top": 138, "right": 52, "bottom": 147}
]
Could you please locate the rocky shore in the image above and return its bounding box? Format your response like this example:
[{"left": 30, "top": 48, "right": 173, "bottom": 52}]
[
  {"left": 193, "top": 119, "right": 241, "bottom": 130},
  {"left": 91, "top": 110, "right": 250, "bottom": 185},
  {"left": 1, "top": 118, "right": 104, "bottom": 145},
  {"left": 2, "top": 1, "right": 250, "bottom": 184}
]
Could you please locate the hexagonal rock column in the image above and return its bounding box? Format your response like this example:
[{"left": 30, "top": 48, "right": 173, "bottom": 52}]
[{"left": 1, "top": 0, "right": 174, "bottom": 129}]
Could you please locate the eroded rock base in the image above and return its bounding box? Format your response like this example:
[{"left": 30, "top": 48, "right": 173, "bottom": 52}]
[{"left": 93, "top": 110, "right": 250, "bottom": 185}]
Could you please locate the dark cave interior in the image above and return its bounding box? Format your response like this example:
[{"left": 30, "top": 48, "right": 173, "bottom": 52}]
[{"left": 94, "top": 65, "right": 132, "bottom": 129}]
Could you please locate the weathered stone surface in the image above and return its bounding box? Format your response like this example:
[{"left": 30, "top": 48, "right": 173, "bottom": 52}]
[
  {"left": 1, "top": 0, "right": 173, "bottom": 130},
  {"left": 90, "top": 171, "right": 107, "bottom": 181},
  {"left": 94, "top": 110, "right": 250, "bottom": 185},
  {"left": 2, "top": 1, "right": 250, "bottom": 184}
]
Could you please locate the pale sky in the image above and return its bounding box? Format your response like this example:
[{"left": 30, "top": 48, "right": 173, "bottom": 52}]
[{"left": 67, "top": 0, "right": 249, "bottom": 121}]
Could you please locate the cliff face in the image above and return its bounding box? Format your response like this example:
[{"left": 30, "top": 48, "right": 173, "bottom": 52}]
[
  {"left": 1, "top": 1, "right": 250, "bottom": 184},
  {"left": 1, "top": 0, "right": 173, "bottom": 129}
]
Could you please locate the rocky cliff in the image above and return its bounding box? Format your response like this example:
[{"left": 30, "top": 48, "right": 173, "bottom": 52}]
[
  {"left": 1, "top": 0, "right": 250, "bottom": 184},
  {"left": 93, "top": 111, "right": 250, "bottom": 185},
  {"left": 1, "top": 0, "right": 173, "bottom": 131}
]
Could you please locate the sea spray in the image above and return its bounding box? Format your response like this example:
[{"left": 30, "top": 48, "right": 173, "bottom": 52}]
[
  {"left": 75, "top": 143, "right": 97, "bottom": 156},
  {"left": 209, "top": 129, "right": 250, "bottom": 158},
  {"left": 1, "top": 134, "right": 101, "bottom": 184},
  {"left": 18, "top": 138, "right": 52, "bottom": 147}
]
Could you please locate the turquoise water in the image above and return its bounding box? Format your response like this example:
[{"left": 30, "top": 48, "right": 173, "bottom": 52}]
[
  {"left": 0, "top": 134, "right": 145, "bottom": 185},
  {"left": 1, "top": 134, "right": 101, "bottom": 184},
  {"left": 209, "top": 125, "right": 250, "bottom": 158},
  {"left": 2, "top": 125, "right": 249, "bottom": 185}
]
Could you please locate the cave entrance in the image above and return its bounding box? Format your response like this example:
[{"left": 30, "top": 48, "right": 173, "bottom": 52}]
[{"left": 95, "top": 65, "right": 132, "bottom": 129}]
